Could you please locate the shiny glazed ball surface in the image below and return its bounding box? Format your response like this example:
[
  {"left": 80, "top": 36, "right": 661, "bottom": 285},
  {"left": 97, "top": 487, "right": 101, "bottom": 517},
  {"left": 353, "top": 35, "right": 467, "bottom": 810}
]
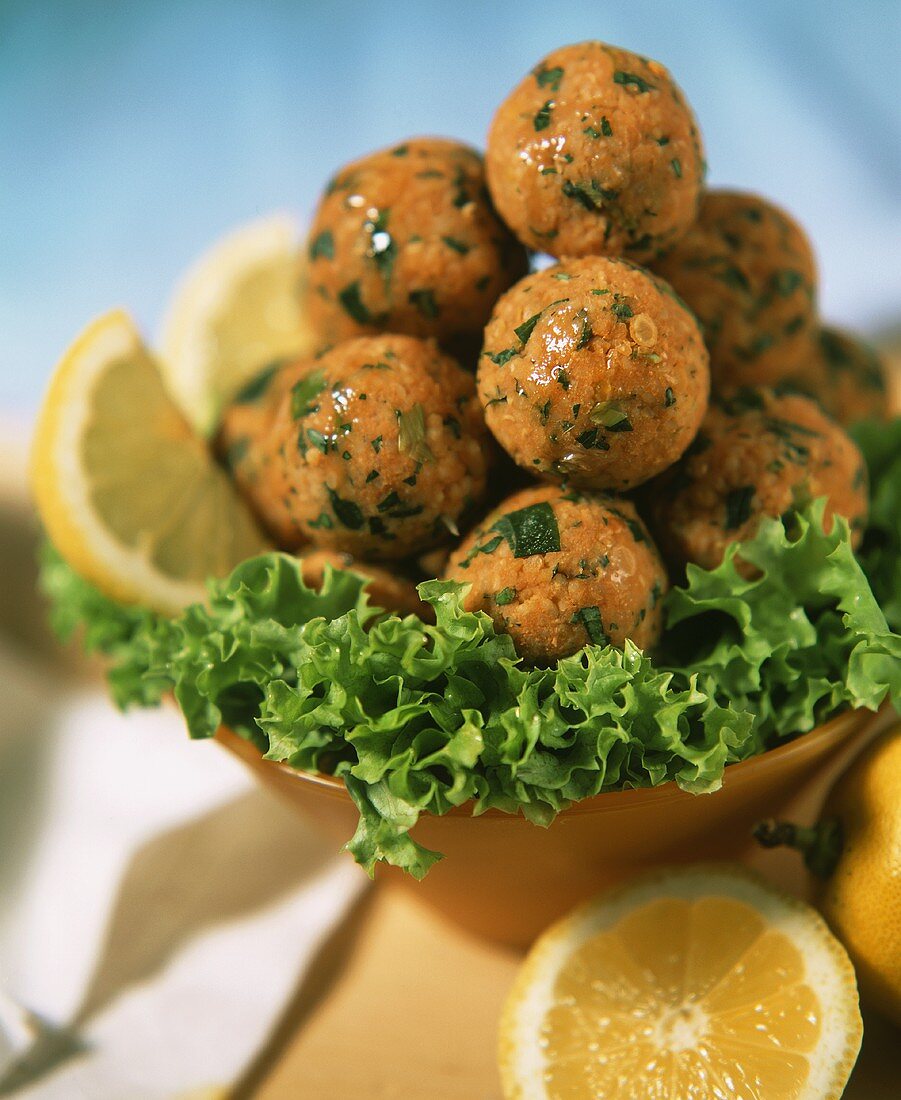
[
  {"left": 445, "top": 483, "right": 669, "bottom": 662},
  {"left": 306, "top": 138, "right": 527, "bottom": 345},
  {"left": 478, "top": 256, "right": 709, "bottom": 490},
  {"left": 486, "top": 41, "right": 704, "bottom": 261}
]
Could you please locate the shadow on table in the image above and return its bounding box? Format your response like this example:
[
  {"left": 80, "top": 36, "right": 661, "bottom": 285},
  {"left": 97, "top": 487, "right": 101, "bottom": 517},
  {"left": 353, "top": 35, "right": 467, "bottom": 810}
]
[{"left": 231, "top": 885, "right": 377, "bottom": 1100}]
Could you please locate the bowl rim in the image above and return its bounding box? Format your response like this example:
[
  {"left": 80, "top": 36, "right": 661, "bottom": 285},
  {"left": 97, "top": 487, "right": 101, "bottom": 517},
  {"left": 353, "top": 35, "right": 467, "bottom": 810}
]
[{"left": 218, "top": 704, "right": 876, "bottom": 818}]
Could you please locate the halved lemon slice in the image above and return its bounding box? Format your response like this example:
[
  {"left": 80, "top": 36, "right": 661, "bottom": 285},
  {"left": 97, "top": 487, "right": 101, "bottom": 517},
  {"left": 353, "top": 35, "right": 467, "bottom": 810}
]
[
  {"left": 159, "top": 213, "right": 315, "bottom": 437},
  {"left": 499, "top": 865, "right": 862, "bottom": 1100},
  {"left": 30, "top": 310, "right": 269, "bottom": 614}
]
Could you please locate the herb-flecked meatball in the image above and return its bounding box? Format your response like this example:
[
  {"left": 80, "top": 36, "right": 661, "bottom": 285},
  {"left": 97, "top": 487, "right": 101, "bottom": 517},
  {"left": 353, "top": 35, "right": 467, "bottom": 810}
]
[
  {"left": 297, "top": 549, "right": 427, "bottom": 618},
  {"left": 652, "top": 190, "right": 818, "bottom": 392},
  {"left": 478, "top": 256, "right": 709, "bottom": 490},
  {"left": 217, "top": 359, "right": 310, "bottom": 546},
  {"left": 646, "top": 390, "right": 868, "bottom": 571},
  {"left": 305, "top": 138, "right": 527, "bottom": 346},
  {"left": 485, "top": 41, "right": 704, "bottom": 261},
  {"left": 262, "top": 335, "right": 491, "bottom": 557},
  {"left": 444, "top": 484, "right": 668, "bottom": 662},
  {"left": 784, "top": 327, "right": 889, "bottom": 427}
]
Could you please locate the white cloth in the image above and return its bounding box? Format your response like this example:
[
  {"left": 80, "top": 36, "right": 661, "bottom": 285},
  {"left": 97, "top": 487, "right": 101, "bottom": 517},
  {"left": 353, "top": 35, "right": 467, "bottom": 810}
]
[{"left": 0, "top": 656, "right": 365, "bottom": 1099}]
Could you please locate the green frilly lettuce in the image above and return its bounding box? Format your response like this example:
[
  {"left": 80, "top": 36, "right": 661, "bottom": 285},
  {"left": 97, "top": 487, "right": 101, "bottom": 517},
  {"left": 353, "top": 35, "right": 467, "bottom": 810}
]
[{"left": 40, "top": 461, "right": 901, "bottom": 880}]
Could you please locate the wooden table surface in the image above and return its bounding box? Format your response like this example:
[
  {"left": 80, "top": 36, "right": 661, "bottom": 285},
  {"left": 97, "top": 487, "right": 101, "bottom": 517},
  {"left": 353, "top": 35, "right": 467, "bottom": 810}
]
[{"left": 242, "top": 881, "right": 897, "bottom": 1099}]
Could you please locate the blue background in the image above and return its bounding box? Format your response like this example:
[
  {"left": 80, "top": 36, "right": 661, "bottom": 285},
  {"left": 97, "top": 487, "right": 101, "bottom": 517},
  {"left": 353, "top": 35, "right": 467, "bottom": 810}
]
[{"left": 2, "top": 0, "right": 899, "bottom": 411}]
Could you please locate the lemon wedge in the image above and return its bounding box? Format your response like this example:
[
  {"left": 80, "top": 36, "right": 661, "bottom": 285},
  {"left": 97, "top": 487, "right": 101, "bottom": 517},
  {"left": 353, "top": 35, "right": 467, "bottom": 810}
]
[
  {"left": 499, "top": 865, "right": 862, "bottom": 1100},
  {"left": 159, "top": 213, "right": 315, "bottom": 437},
  {"left": 30, "top": 310, "right": 269, "bottom": 613}
]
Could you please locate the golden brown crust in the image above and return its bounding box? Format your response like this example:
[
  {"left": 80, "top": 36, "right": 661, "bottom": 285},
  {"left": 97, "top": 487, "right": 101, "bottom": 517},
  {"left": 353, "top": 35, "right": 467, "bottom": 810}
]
[
  {"left": 445, "top": 483, "right": 668, "bottom": 662},
  {"left": 781, "top": 326, "right": 889, "bottom": 427},
  {"left": 253, "top": 335, "right": 491, "bottom": 558},
  {"left": 306, "top": 138, "right": 527, "bottom": 345},
  {"left": 646, "top": 389, "right": 868, "bottom": 571},
  {"left": 478, "top": 256, "right": 709, "bottom": 490},
  {"left": 652, "top": 190, "right": 818, "bottom": 392},
  {"left": 486, "top": 42, "right": 704, "bottom": 260}
]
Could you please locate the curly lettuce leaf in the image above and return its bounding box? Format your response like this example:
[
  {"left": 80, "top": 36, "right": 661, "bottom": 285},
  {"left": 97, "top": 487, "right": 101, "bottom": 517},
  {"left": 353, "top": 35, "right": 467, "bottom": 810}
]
[
  {"left": 851, "top": 417, "right": 901, "bottom": 630},
  {"left": 39, "top": 494, "right": 901, "bottom": 879},
  {"left": 663, "top": 501, "right": 900, "bottom": 738}
]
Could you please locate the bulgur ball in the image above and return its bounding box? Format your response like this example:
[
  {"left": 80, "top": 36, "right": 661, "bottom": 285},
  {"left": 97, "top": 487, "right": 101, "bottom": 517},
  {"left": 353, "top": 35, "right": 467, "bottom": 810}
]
[
  {"left": 297, "top": 549, "right": 427, "bottom": 618},
  {"left": 262, "top": 335, "right": 491, "bottom": 557},
  {"left": 785, "top": 326, "right": 889, "bottom": 427},
  {"left": 485, "top": 41, "right": 704, "bottom": 261},
  {"left": 216, "top": 359, "right": 311, "bottom": 546},
  {"left": 306, "top": 138, "right": 527, "bottom": 345},
  {"left": 652, "top": 190, "right": 818, "bottom": 392},
  {"left": 444, "top": 484, "right": 668, "bottom": 662},
  {"left": 646, "top": 389, "right": 868, "bottom": 571},
  {"left": 478, "top": 256, "right": 709, "bottom": 490}
]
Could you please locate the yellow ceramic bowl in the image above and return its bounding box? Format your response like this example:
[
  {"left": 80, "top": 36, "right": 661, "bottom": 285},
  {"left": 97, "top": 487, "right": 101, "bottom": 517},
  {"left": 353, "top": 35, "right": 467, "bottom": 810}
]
[{"left": 219, "top": 707, "right": 879, "bottom": 948}]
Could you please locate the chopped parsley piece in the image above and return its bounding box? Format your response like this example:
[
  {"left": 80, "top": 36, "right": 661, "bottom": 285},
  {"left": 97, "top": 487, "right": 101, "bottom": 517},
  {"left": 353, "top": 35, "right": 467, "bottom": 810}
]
[
  {"left": 664, "top": 387, "right": 677, "bottom": 407},
  {"left": 409, "top": 288, "right": 439, "bottom": 319},
  {"left": 486, "top": 346, "right": 518, "bottom": 366},
  {"left": 576, "top": 427, "right": 610, "bottom": 450},
  {"left": 494, "top": 587, "right": 516, "bottom": 606},
  {"left": 306, "top": 429, "right": 330, "bottom": 454},
  {"left": 716, "top": 265, "right": 751, "bottom": 293},
  {"left": 556, "top": 367, "right": 571, "bottom": 390},
  {"left": 396, "top": 403, "right": 435, "bottom": 464},
  {"left": 534, "top": 64, "right": 564, "bottom": 91},
  {"left": 514, "top": 310, "right": 545, "bottom": 345},
  {"left": 725, "top": 485, "right": 755, "bottom": 530},
  {"left": 655, "top": 135, "right": 670, "bottom": 146},
  {"left": 623, "top": 516, "right": 647, "bottom": 544},
  {"left": 484, "top": 388, "right": 508, "bottom": 408},
  {"left": 290, "top": 369, "right": 326, "bottom": 419},
  {"left": 570, "top": 606, "right": 607, "bottom": 645},
  {"left": 308, "top": 230, "right": 335, "bottom": 261},
  {"left": 327, "top": 487, "right": 365, "bottom": 530},
  {"left": 772, "top": 269, "right": 804, "bottom": 296},
  {"left": 338, "top": 281, "right": 373, "bottom": 324},
  {"left": 562, "top": 179, "right": 619, "bottom": 212},
  {"left": 584, "top": 116, "right": 613, "bottom": 139},
  {"left": 534, "top": 100, "right": 554, "bottom": 131},
  {"left": 670, "top": 158, "right": 682, "bottom": 178},
  {"left": 391, "top": 144, "right": 409, "bottom": 156},
  {"left": 365, "top": 469, "right": 380, "bottom": 483},
  {"left": 442, "top": 236, "right": 470, "bottom": 254},
  {"left": 610, "top": 299, "right": 634, "bottom": 320},
  {"left": 590, "top": 401, "right": 631, "bottom": 430},
  {"left": 576, "top": 309, "right": 593, "bottom": 349},
  {"left": 514, "top": 297, "right": 570, "bottom": 345},
  {"left": 308, "top": 512, "right": 334, "bottom": 529},
  {"left": 613, "top": 70, "right": 655, "bottom": 93},
  {"left": 492, "top": 502, "right": 561, "bottom": 558},
  {"left": 371, "top": 435, "right": 383, "bottom": 453}
]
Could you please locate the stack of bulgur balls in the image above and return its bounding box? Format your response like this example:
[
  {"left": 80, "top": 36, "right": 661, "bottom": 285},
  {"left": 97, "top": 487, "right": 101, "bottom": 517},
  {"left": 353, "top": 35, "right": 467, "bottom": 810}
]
[{"left": 218, "top": 40, "right": 883, "bottom": 664}]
